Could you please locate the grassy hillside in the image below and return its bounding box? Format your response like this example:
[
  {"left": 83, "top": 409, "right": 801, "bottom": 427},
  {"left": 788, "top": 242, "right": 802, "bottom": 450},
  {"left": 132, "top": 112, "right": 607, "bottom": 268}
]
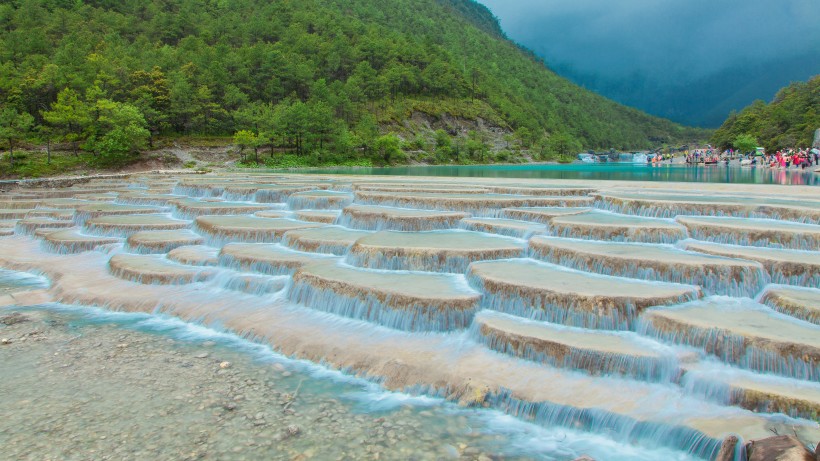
[
  {"left": 711, "top": 75, "right": 819, "bottom": 152},
  {"left": 0, "top": 0, "right": 705, "bottom": 175}
]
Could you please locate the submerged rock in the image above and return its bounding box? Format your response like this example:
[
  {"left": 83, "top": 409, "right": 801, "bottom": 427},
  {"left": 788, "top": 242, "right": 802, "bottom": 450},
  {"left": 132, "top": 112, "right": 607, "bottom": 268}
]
[{"left": 745, "top": 435, "right": 815, "bottom": 461}]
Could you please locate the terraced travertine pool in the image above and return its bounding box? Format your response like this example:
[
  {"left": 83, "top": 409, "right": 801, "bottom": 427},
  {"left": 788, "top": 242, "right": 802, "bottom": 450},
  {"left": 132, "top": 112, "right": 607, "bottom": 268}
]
[{"left": 0, "top": 172, "right": 819, "bottom": 461}]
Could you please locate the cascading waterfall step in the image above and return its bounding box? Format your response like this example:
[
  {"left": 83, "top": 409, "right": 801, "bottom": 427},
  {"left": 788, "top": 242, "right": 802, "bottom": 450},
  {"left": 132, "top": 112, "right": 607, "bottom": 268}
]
[
  {"left": 354, "top": 191, "right": 594, "bottom": 215},
  {"left": 167, "top": 245, "right": 220, "bottom": 266},
  {"left": 348, "top": 230, "right": 526, "bottom": 272},
  {"left": 40, "top": 198, "right": 97, "bottom": 209},
  {"left": 459, "top": 217, "right": 548, "bottom": 238},
  {"left": 683, "top": 240, "right": 820, "bottom": 287},
  {"left": 501, "top": 206, "right": 591, "bottom": 223},
  {"left": 468, "top": 258, "right": 701, "bottom": 329},
  {"left": 487, "top": 185, "right": 597, "bottom": 196},
  {"left": 282, "top": 226, "right": 372, "bottom": 255},
  {"left": 289, "top": 261, "right": 481, "bottom": 331},
  {"left": 680, "top": 361, "right": 820, "bottom": 420},
  {"left": 594, "top": 191, "right": 820, "bottom": 224},
  {"left": 85, "top": 214, "right": 191, "bottom": 237},
  {"left": 115, "top": 192, "right": 186, "bottom": 206},
  {"left": 550, "top": 211, "right": 687, "bottom": 243},
  {"left": 0, "top": 209, "right": 35, "bottom": 219},
  {"left": 759, "top": 285, "right": 820, "bottom": 326},
  {"left": 353, "top": 184, "right": 490, "bottom": 194},
  {"left": 195, "top": 215, "right": 323, "bottom": 243},
  {"left": 222, "top": 184, "right": 314, "bottom": 202},
  {"left": 15, "top": 217, "right": 75, "bottom": 235},
  {"left": 639, "top": 297, "right": 820, "bottom": 381},
  {"left": 253, "top": 210, "right": 290, "bottom": 219},
  {"left": 42, "top": 229, "right": 122, "bottom": 254},
  {"left": 217, "top": 273, "right": 288, "bottom": 295},
  {"left": 675, "top": 216, "right": 820, "bottom": 250},
  {"left": 171, "top": 198, "right": 275, "bottom": 217},
  {"left": 219, "top": 243, "right": 338, "bottom": 275},
  {"left": 108, "top": 253, "right": 214, "bottom": 285},
  {"left": 339, "top": 204, "right": 469, "bottom": 231},
  {"left": 286, "top": 190, "right": 354, "bottom": 210},
  {"left": 126, "top": 229, "right": 205, "bottom": 253},
  {"left": 293, "top": 210, "right": 341, "bottom": 224},
  {"left": 529, "top": 236, "right": 768, "bottom": 297},
  {"left": 471, "top": 311, "right": 688, "bottom": 380},
  {"left": 26, "top": 209, "right": 75, "bottom": 219},
  {"left": 74, "top": 203, "right": 165, "bottom": 224},
  {"left": 0, "top": 199, "right": 43, "bottom": 209}
]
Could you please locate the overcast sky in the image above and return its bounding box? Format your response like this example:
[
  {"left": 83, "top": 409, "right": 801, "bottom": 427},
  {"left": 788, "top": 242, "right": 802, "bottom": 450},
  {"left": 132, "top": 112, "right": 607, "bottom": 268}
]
[{"left": 478, "top": 0, "right": 820, "bottom": 84}]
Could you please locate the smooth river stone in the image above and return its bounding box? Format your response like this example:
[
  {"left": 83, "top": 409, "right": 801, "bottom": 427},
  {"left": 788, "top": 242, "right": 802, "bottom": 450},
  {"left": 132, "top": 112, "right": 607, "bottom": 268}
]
[
  {"left": 195, "top": 215, "right": 322, "bottom": 243},
  {"left": 127, "top": 229, "right": 205, "bottom": 253},
  {"left": 683, "top": 241, "right": 820, "bottom": 287},
  {"left": 468, "top": 258, "right": 701, "bottom": 329},
  {"left": 340, "top": 204, "right": 469, "bottom": 231},
  {"left": 282, "top": 226, "right": 372, "bottom": 255},
  {"left": 109, "top": 253, "right": 214, "bottom": 285},
  {"left": 85, "top": 214, "right": 191, "bottom": 237},
  {"left": 348, "top": 230, "right": 525, "bottom": 272},
  {"left": 354, "top": 191, "right": 594, "bottom": 215},
  {"left": 550, "top": 211, "right": 687, "bottom": 243},
  {"left": 289, "top": 261, "right": 480, "bottom": 332},
  {"left": 640, "top": 297, "right": 820, "bottom": 380},
  {"left": 171, "top": 198, "right": 271, "bottom": 217},
  {"left": 460, "top": 217, "right": 548, "bottom": 238},
  {"left": 681, "top": 362, "right": 820, "bottom": 420},
  {"left": 472, "top": 311, "right": 683, "bottom": 380},
  {"left": 219, "top": 243, "right": 337, "bottom": 275},
  {"left": 675, "top": 216, "right": 820, "bottom": 250},
  {"left": 43, "top": 229, "right": 122, "bottom": 254},
  {"left": 760, "top": 286, "right": 820, "bottom": 326},
  {"left": 286, "top": 190, "right": 354, "bottom": 210},
  {"left": 15, "top": 217, "right": 75, "bottom": 235},
  {"left": 595, "top": 191, "right": 820, "bottom": 223},
  {"left": 294, "top": 210, "right": 341, "bottom": 224},
  {"left": 501, "top": 206, "right": 591, "bottom": 224},
  {"left": 529, "top": 236, "right": 767, "bottom": 297},
  {"left": 167, "top": 245, "right": 220, "bottom": 266}
]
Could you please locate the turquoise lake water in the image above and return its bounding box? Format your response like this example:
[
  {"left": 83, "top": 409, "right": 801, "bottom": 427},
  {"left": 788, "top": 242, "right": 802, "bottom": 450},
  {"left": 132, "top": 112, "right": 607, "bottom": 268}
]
[{"left": 275, "top": 164, "right": 819, "bottom": 185}]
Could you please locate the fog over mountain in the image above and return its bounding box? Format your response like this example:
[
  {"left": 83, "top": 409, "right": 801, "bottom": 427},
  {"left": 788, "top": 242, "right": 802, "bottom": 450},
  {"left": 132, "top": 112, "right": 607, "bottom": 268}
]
[{"left": 478, "top": 0, "right": 820, "bottom": 127}]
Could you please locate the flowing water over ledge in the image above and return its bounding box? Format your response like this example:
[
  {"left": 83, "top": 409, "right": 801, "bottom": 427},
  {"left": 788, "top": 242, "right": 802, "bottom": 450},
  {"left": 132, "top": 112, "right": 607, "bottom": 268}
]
[
  {"left": 1, "top": 173, "right": 819, "bottom": 460},
  {"left": 0, "top": 302, "right": 698, "bottom": 461}
]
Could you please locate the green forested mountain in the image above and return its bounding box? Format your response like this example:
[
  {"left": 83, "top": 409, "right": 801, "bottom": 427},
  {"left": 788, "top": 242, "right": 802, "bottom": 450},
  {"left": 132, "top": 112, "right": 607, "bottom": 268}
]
[
  {"left": 711, "top": 76, "right": 819, "bottom": 152},
  {"left": 0, "top": 0, "right": 704, "bottom": 168}
]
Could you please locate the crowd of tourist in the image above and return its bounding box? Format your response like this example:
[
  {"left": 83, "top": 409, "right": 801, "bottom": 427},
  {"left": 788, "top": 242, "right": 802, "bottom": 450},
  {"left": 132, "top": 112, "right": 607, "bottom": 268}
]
[{"left": 682, "top": 147, "right": 820, "bottom": 168}]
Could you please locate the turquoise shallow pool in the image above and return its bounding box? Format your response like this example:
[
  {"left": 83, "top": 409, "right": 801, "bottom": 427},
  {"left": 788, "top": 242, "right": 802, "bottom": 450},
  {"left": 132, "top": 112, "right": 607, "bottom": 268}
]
[{"left": 272, "top": 164, "right": 819, "bottom": 185}]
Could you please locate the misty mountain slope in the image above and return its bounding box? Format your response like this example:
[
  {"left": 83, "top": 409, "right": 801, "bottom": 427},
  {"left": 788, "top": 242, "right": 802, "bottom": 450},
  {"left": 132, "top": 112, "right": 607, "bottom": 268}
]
[
  {"left": 0, "top": 0, "right": 703, "bottom": 157},
  {"left": 480, "top": 0, "right": 820, "bottom": 128}
]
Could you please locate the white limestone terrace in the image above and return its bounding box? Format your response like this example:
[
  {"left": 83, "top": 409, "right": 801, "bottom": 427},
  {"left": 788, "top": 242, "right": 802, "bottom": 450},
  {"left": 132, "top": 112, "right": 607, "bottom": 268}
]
[
  {"left": 759, "top": 285, "right": 820, "bottom": 326},
  {"left": 675, "top": 215, "right": 820, "bottom": 250},
  {"left": 682, "top": 240, "right": 820, "bottom": 287},
  {"left": 529, "top": 236, "right": 768, "bottom": 297},
  {"left": 595, "top": 190, "right": 820, "bottom": 223},
  {"left": 339, "top": 204, "right": 469, "bottom": 231},
  {"left": 550, "top": 210, "right": 687, "bottom": 243},
  {"left": 347, "top": 230, "right": 526, "bottom": 272},
  {"left": 3, "top": 173, "right": 820, "bottom": 459}
]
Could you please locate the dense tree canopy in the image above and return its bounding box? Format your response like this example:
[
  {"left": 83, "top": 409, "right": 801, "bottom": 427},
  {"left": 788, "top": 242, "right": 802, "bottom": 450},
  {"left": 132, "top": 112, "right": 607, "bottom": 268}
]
[
  {"left": 711, "top": 76, "right": 819, "bottom": 152},
  {"left": 0, "top": 0, "right": 704, "bottom": 167}
]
